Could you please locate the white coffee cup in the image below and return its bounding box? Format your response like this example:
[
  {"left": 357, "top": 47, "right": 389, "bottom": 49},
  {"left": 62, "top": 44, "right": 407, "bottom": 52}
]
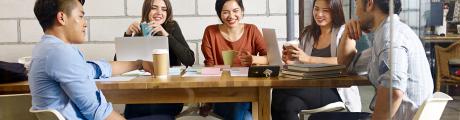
[
  {"left": 283, "top": 40, "right": 299, "bottom": 61},
  {"left": 152, "top": 49, "right": 169, "bottom": 78},
  {"left": 283, "top": 40, "right": 299, "bottom": 48},
  {"left": 457, "top": 25, "right": 460, "bottom": 34}
]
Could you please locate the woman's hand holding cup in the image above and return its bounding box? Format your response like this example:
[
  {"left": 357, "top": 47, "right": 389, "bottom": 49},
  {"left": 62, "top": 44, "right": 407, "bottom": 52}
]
[
  {"left": 126, "top": 21, "right": 141, "bottom": 36},
  {"left": 239, "top": 51, "right": 253, "bottom": 67},
  {"left": 148, "top": 22, "right": 169, "bottom": 37},
  {"left": 282, "top": 44, "right": 297, "bottom": 64}
]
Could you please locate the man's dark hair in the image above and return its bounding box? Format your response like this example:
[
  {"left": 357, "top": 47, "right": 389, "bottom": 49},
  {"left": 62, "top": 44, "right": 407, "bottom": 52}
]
[
  {"left": 215, "top": 0, "right": 245, "bottom": 23},
  {"left": 363, "top": 0, "right": 401, "bottom": 15},
  {"left": 33, "top": 0, "right": 85, "bottom": 32}
]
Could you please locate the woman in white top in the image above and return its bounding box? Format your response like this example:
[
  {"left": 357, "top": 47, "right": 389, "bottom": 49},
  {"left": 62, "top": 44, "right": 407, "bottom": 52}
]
[{"left": 271, "top": 0, "right": 361, "bottom": 119}]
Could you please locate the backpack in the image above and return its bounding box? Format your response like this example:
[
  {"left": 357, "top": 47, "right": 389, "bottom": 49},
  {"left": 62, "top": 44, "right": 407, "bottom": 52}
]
[{"left": 0, "top": 61, "right": 27, "bottom": 83}]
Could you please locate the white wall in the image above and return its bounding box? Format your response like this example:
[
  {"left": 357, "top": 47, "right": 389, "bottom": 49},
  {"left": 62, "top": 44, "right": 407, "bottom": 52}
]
[{"left": 0, "top": 0, "right": 299, "bottom": 65}]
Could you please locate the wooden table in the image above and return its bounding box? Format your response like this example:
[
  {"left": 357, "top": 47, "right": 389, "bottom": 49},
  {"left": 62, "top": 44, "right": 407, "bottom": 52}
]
[
  {"left": 0, "top": 72, "right": 370, "bottom": 120},
  {"left": 422, "top": 34, "right": 460, "bottom": 43}
]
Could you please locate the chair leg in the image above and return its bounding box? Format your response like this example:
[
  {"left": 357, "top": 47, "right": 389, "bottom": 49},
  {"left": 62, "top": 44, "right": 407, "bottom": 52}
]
[
  {"left": 436, "top": 78, "right": 441, "bottom": 92},
  {"left": 299, "top": 113, "right": 305, "bottom": 120},
  {"left": 175, "top": 105, "right": 200, "bottom": 118},
  {"left": 446, "top": 85, "right": 450, "bottom": 94}
]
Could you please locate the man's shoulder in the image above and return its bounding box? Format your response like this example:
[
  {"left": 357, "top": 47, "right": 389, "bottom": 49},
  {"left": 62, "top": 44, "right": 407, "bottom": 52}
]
[
  {"left": 46, "top": 44, "right": 77, "bottom": 57},
  {"left": 35, "top": 41, "right": 81, "bottom": 65},
  {"left": 378, "top": 20, "right": 419, "bottom": 44}
]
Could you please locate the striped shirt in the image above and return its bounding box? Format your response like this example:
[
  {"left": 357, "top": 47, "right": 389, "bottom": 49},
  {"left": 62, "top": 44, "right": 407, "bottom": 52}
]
[{"left": 353, "top": 14, "right": 433, "bottom": 119}]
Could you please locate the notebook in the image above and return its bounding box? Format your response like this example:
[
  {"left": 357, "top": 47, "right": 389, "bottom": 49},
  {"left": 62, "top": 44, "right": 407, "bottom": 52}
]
[
  {"left": 114, "top": 36, "right": 168, "bottom": 61},
  {"left": 286, "top": 64, "right": 345, "bottom": 72}
]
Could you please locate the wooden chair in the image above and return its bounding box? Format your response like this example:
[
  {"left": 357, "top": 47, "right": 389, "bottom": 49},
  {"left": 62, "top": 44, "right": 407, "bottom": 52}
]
[
  {"left": 29, "top": 108, "right": 65, "bottom": 120},
  {"left": 0, "top": 94, "right": 37, "bottom": 120},
  {"left": 412, "top": 92, "right": 453, "bottom": 120},
  {"left": 435, "top": 41, "right": 460, "bottom": 91},
  {"left": 307, "top": 92, "right": 452, "bottom": 120},
  {"left": 299, "top": 101, "right": 346, "bottom": 120}
]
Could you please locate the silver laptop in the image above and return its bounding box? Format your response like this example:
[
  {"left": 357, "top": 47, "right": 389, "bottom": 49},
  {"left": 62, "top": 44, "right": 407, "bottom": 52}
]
[
  {"left": 115, "top": 36, "right": 168, "bottom": 61},
  {"left": 262, "top": 28, "right": 283, "bottom": 67}
]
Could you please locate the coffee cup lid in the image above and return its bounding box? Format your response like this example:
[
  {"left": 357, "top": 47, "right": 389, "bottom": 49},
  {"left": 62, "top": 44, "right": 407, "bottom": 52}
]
[{"left": 153, "top": 49, "right": 168, "bottom": 54}]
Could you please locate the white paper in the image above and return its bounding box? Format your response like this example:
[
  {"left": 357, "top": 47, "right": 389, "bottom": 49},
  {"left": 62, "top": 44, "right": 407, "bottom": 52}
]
[
  {"left": 182, "top": 71, "right": 222, "bottom": 77},
  {"left": 95, "top": 76, "right": 136, "bottom": 81},
  {"left": 168, "top": 67, "right": 182, "bottom": 76},
  {"left": 230, "top": 67, "right": 249, "bottom": 77},
  {"left": 121, "top": 70, "right": 151, "bottom": 76}
]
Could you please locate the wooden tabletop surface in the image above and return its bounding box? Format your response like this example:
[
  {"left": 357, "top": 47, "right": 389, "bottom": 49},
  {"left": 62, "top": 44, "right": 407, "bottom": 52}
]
[{"left": 0, "top": 72, "right": 370, "bottom": 94}]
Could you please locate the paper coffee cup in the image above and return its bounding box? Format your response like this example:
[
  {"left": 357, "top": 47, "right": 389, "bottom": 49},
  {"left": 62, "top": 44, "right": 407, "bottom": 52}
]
[
  {"left": 152, "top": 49, "right": 169, "bottom": 78},
  {"left": 222, "top": 50, "right": 237, "bottom": 66}
]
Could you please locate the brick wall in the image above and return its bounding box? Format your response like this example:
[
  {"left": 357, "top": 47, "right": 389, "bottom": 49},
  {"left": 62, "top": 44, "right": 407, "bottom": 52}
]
[{"left": 0, "top": 0, "right": 299, "bottom": 65}]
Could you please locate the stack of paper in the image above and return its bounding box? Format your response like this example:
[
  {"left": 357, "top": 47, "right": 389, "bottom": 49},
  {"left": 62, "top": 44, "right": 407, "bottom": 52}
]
[{"left": 280, "top": 64, "right": 345, "bottom": 80}]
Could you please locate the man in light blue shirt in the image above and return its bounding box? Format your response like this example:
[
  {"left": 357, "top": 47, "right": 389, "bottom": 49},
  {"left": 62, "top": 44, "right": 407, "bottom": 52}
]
[
  {"left": 338, "top": 0, "right": 433, "bottom": 119},
  {"left": 29, "top": 0, "right": 163, "bottom": 120}
]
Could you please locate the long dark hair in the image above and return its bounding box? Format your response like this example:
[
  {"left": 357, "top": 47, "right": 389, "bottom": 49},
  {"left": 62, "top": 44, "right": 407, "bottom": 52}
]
[
  {"left": 300, "top": 0, "right": 345, "bottom": 45},
  {"left": 141, "top": 0, "right": 174, "bottom": 28}
]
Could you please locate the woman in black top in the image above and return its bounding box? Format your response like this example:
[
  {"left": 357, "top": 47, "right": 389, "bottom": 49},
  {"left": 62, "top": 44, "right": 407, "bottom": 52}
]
[
  {"left": 120, "top": 0, "right": 195, "bottom": 119},
  {"left": 119, "top": 0, "right": 194, "bottom": 67},
  {"left": 122, "top": 20, "right": 194, "bottom": 67}
]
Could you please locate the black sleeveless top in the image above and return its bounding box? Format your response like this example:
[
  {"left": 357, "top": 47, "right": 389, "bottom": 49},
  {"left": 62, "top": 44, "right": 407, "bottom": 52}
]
[{"left": 311, "top": 45, "right": 331, "bottom": 57}]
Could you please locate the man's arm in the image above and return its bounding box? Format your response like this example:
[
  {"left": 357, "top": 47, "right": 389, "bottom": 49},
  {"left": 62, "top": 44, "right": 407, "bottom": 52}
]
[
  {"left": 372, "top": 86, "right": 404, "bottom": 120},
  {"left": 47, "top": 48, "right": 117, "bottom": 120},
  {"left": 372, "top": 41, "right": 410, "bottom": 119},
  {"left": 337, "top": 34, "right": 357, "bottom": 66},
  {"left": 105, "top": 111, "right": 126, "bottom": 120},
  {"left": 110, "top": 61, "right": 153, "bottom": 75},
  {"left": 337, "top": 20, "right": 359, "bottom": 67}
]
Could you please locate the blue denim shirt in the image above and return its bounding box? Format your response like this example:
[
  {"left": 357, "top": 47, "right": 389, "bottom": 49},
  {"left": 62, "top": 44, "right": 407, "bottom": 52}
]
[
  {"left": 29, "top": 35, "right": 113, "bottom": 120},
  {"left": 352, "top": 15, "right": 433, "bottom": 120}
]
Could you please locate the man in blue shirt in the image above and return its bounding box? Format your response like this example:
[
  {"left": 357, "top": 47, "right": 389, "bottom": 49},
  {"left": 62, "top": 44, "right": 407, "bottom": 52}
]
[
  {"left": 29, "top": 0, "right": 169, "bottom": 120},
  {"left": 338, "top": 0, "right": 433, "bottom": 119}
]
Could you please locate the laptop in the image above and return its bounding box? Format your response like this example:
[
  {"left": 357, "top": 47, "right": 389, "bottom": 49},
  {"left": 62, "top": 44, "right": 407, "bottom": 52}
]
[
  {"left": 115, "top": 36, "right": 168, "bottom": 61},
  {"left": 246, "top": 28, "right": 282, "bottom": 77},
  {"left": 262, "top": 28, "right": 283, "bottom": 67}
]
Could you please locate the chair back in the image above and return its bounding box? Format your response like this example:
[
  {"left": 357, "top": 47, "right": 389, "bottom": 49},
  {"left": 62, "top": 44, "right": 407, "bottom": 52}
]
[
  {"left": 435, "top": 41, "right": 460, "bottom": 76},
  {"left": 29, "top": 108, "right": 65, "bottom": 120},
  {"left": 435, "top": 41, "right": 460, "bottom": 81},
  {"left": 412, "top": 92, "right": 453, "bottom": 120},
  {"left": 0, "top": 94, "right": 37, "bottom": 120},
  {"left": 299, "top": 102, "right": 346, "bottom": 120}
]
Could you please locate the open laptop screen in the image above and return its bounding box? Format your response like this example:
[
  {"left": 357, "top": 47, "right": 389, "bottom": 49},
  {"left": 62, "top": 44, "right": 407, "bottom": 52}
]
[
  {"left": 262, "top": 28, "right": 283, "bottom": 67},
  {"left": 114, "top": 36, "right": 168, "bottom": 61}
]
